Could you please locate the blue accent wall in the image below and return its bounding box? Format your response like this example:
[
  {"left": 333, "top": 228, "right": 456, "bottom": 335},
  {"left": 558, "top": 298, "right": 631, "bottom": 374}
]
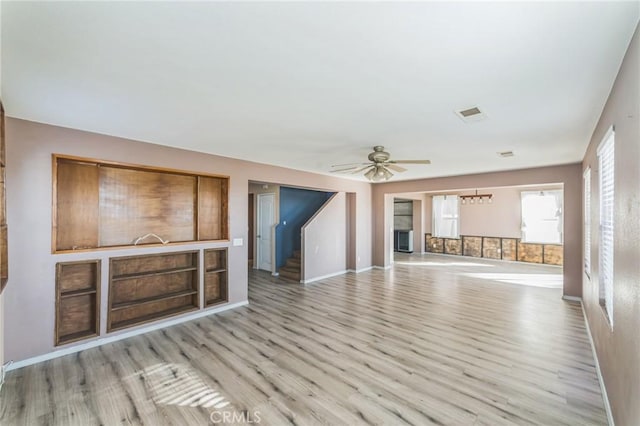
[{"left": 276, "top": 187, "right": 334, "bottom": 269}]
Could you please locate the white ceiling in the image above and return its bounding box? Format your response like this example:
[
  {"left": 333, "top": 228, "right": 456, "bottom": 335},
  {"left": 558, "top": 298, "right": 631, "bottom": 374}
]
[{"left": 2, "top": 2, "right": 639, "bottom": 182}]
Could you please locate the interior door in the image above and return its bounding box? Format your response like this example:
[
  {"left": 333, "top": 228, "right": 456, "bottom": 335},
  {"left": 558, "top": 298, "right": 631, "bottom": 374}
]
[{"left": 257, "top": 193, "right": 276, "bottom": 272}]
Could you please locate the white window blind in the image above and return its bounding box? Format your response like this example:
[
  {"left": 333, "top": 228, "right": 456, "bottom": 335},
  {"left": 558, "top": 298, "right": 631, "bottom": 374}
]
[
  {"left": 584, "top": 168, "right": 591, "bottom": 276},
  {"left": 432, "top": 195, "right": 459, "bottom": 238},
  {"left": 521, "top": 190, "right": 563, "bottom": 244},
  {"left": 598, "top": 128, "right": 615, "bottom": 325}
]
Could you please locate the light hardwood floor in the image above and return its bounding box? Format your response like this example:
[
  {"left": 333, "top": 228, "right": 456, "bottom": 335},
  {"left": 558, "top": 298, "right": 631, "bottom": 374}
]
[{"left": 0, "top": 253, "right": 606, "bottom": 425}]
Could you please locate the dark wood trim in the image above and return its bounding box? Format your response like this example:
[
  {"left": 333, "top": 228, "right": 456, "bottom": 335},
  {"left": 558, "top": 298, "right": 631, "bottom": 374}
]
[{"left": 53, "top": 154, "right": 230, "bottom": 180}]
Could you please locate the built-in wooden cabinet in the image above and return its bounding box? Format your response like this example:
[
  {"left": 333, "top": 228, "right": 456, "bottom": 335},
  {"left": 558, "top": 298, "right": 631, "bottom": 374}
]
[
  {"left": 108, "top": 251, "right": 200, "bottom": 332},
  {"left": 55, "top": 260, "right": 100, "bottom": 345},
  {"left": 204, "top": 248, "right": 228, "bottom": 307},
  {"left": 53, "top": 155, "right": 229, "bottom": 253},
  {"left": 53, "top": 155, "right": 232, "bottom": 339}
]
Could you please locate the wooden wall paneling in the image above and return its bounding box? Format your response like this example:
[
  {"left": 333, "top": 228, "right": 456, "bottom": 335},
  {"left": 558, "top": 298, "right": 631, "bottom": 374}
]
[
  {"left": 204, "top": 248, "right": 228, "bottom": 307},
  {"left": 517, "top": 242, "right": 544, "bottom": 263},
  {"left": 462, "top": 236, "right": 482, "bottom": 257},
  {"left": 108, "top": 251, "right": 199, "bottom": 332},
  {"left": 426, "top": 236, "right": 444, "bottom": 253},
  {"left": 482, "top": 237, "right": 502, "bottom": 260},
  {"left": 54, "top": 160, "right": 100, "bottom": 251},
  {"left": 99, "top": 167, "right": 196, "bottom": 247},
  {"left": 197, "top": 176, "right": 229, "bottom": 241},
  {"left": 543, "top": 244, "right": 563, "bottom": 266},
  {"left": 55, "top": 260, "right": 100, "bottom": 345},
  {"left": 444, "top": 239, "right": 462, "bottom": 255},
  {"left": 501, "top": 238, "right": 518, "bottom": 261}
]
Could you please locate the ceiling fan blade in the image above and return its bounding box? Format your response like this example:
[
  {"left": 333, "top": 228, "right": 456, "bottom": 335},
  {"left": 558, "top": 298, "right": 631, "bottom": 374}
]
[
  {"left": 330, "top": 166, "right": 359, "bottom": 173},
  {"left": 331, "top": 162, "right": 370, "bottom": 168},
  {"left": 389, "top": 159, "right": 431, "bottom": 165},
  {"left": 386, "top": 164, "right": 407, "bottom": 173},
  {"left": 350, "top": 165, "right": 373, "bottom": 174}
]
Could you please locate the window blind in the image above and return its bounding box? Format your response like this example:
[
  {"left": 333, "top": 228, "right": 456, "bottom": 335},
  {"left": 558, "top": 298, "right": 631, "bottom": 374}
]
[
  {"left": 598, "top": 129, "right": 614, "bottom": 325},
  {"left": 584, "top": 168, "right": 591, "bottom": 275}
]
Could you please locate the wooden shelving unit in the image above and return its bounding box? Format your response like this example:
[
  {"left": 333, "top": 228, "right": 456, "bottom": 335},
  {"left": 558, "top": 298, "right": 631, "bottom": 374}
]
[
  {"left": 108, "top": 251, "right": 199, "bottom": 331},
  {"left": 203, "top": 248, "right": 228, "bottom": 307},
  {"left": 55, "top": 260, "right": 100, "bottom": 346},
  {"left": 53, "top": 155, "right": 229, "bottom": 253}
]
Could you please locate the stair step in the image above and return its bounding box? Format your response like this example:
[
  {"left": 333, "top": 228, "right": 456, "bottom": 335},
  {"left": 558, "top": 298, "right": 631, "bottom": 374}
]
[
  {"left": 292, "top": 250, "right": 301, "bottom": 259},
  {"left": 286, "top": 258, "right": 301, "bottom": 268},
  {"left": 278, "top": 266, "right": 301, "bottom": 281}
]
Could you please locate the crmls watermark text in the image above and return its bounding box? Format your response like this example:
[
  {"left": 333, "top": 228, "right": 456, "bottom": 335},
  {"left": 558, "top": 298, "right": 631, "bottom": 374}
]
[{"left": 210, "top": 410, "right": 261, "bottom": 424}]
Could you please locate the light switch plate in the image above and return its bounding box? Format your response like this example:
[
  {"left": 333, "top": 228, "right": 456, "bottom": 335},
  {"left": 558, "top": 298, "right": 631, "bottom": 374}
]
[{"left": 233, "top": 238, "right": 243, "bottom": 246}]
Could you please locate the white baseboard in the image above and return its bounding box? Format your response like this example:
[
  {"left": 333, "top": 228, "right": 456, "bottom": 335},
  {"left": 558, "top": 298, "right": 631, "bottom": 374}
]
[
  {"left": 6, "top": 301, "right": 249, "bottom": 372},
  {"left": 562, "top": 295, "right": 582, "bottom": 303},
  {"left": 301, "top": 270, "right": 347, "bottom": 284},
  {"left": 347, "top": 266, "right": 373, "bottom": 274},
  {"left": 581, "top": 303, "right": 615, "bottom": 426},
  {"left": 373, "top": 265, "right": 392, "bottom": 270}
]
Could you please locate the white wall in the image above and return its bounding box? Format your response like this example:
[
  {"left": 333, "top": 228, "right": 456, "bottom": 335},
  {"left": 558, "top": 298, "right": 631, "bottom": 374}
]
[{"left": 302, "top": 193, "right": 347, "bottom": 282}]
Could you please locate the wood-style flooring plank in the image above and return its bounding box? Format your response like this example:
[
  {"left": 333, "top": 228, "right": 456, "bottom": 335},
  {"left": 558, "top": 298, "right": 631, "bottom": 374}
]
[{"left": 0, "top": 253, "right": 607, "bottom": 425}]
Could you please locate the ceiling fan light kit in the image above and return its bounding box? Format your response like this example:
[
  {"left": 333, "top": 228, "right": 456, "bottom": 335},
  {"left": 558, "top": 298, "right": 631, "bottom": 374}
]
[{"left": 330, "top": 146, "right": 430, "bottom": 181}]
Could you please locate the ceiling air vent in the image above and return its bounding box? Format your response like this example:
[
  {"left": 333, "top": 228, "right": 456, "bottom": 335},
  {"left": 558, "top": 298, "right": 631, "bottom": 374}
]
[
  {"left": 455, "top": 106, "right": 486, "bottom": 123},
  {"left": 498, "top": 151, "right": 514, "bottom": 158}
]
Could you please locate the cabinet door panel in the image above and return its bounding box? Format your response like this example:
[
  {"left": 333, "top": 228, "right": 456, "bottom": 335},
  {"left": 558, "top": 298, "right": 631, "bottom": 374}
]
[{"left": 56, "top": 161, "right": 99, "bottom": 250}]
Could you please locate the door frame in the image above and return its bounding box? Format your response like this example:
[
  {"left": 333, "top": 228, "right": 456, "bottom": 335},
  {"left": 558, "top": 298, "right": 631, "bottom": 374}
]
[{"left": 256, "top": 193, "right": 276, "bottom": 272}]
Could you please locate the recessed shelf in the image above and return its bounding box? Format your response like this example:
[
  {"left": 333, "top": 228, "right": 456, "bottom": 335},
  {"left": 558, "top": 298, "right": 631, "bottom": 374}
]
[
  {"left": 55, "top": 260, "right": 100, "bottom": 346},
  {"left": 110, "top": 305, "right": 199, "bottom": 332},
  {"left": 53, "top": 154, "right": 229, "bottom": 253},
  {"left": 60, "top": 288, "right": 98, "bottom": 299},
  {"left": 111, "top": 266, "right": 198, "bottom": 282},
  {"left": 108, "top": 251, "right": 199, "bottom": 332},
  {"left": 203, "top": 248, "right": 228, "bottom": 308},
  {"left": 205, "top": 268, "right": 227, "bottom": 274},
  {"left": 111, "top": 289, "right": 198, "bottom": 311}
]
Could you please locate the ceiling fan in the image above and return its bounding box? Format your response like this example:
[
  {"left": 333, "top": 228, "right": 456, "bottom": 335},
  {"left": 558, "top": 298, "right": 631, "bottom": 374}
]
[{"left": 330, "top": 146, "right": 431, "bottom": 181}]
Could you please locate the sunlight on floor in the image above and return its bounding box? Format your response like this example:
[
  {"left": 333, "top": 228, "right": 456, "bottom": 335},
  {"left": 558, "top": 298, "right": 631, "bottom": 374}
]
[
  {"left": 134, "top": 363, "right": 231, "bottom": 409},
  {"left": 461, "top": 273, "right": 563, "bottom": 288},
  {"left": 394, "top": 261, "right": 495, "bottom": 267}
]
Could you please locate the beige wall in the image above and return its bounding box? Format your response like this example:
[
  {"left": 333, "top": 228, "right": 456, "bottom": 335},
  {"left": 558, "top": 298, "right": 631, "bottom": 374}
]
[
  {"left": 302, "top": 192, "right": 347, "bottom": 282},
  {"left": 372, "top": 164, "right": 582, "bottom": 297},
  {"left": 582, "top": 23, "right": 639, "bottom": 426},
  {"left": 430, "top": 185, "right": 562, "bottom": 238},
  {"left": 4, "top": 118, "right": 372, "bottom": 363}
]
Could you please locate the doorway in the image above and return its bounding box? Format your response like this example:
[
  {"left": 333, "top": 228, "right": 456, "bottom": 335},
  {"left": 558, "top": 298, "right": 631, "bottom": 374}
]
[
  {"left": 257, "top": 193, "right": 276, "bottom": 272},
  {"left": 248, "top": 194, "right": 254, "bottom": 267}
]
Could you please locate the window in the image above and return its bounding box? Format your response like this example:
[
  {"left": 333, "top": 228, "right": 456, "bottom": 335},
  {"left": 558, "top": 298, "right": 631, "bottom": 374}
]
[
  {"left": 584, "top": 168, "right": 591, "bottom": 276},
  {"left": 432, "top": 195, "right": 459, "bottom": 238},
  {"left": 598, "top": 128, "right": 615, "bottom": 326},
  {"left": 521, "top": 190, "right": 563, "bottom": 244}
]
